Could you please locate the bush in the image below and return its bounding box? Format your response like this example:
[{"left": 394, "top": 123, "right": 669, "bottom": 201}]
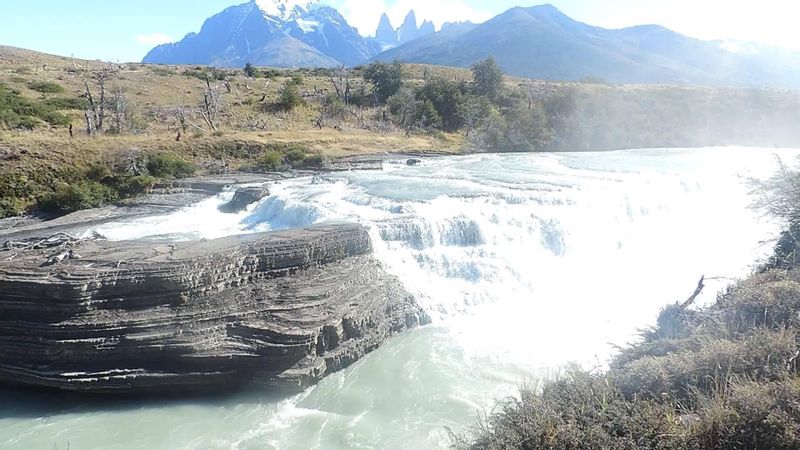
[
  {"left": 28, "top": 81, "right": 65, "bottom": 94},
  {"left": 37, "top": 181, "right": 118, "bottom": 214},
  {"left": 113, "top": 175, "right": 157, "bottom": 196},
  {"left": 0, "top": 83, "right": 70, "bottom": 129},
  {"left": 458, "top": 265, "right": 800, "bottom": 449},
  {"left": 145, "top": 153, "right": 196, "bottom": 178},
  {"left": 471, "top": 57, "right": 504, "bottom": 100},
  {"left": 0, "top": 198, "right": 24, "bottom": 219},
  {"left": 284, "top": 147, "right": 307, "bottom": 165},
  {"left": 43, "top": 96, "right": 88, "bottom": 111},
  {"left": 363, "top": 61, "right": 403, "bottom": 105},
  {"left": 301, "top": 154, "right": 325, "bottom": 168},
  {"left": 278, "top": 80, "right": 304, "bottom": 111},
  {"left": 243, "top": 62, "right": 259, "bottom": 78},
  {"left": 256, "top": 150, "right": 283, "bottom": 171}
]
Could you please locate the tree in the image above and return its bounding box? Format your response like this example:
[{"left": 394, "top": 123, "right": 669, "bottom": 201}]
[
  {"left": 387, "top": 87, "right": 418, "bottom": 129},
  {"left": 457, "top": 94, "right": 491, "bottom": 137},
  {"left": 416, "top": 77, "right": 467, "bottom": 131},
  {"left": 504, "top": 104, "right": 552, "bottom": 152},
  {"left": 328, "top": 66, "right": 352, "bottom": 105},
  {"left": 363, "top": 61, "right": 403, "bottom": 105},
  {"left": 471, "top": 57, "right": 504, "bottom": 101},
  {"left": 200, "top": 75, "right": 221, "bottom": 130},
  {"left": 278, "top": 79, "right": 304, "bottom": 111},
  {"left": 315, "top": 93, "right": 346, "bottom": 128},
  {"left": 108, "top": 86, "right": 130, "bottom": 134},
  {"left": 243, "top": 62, "right": 258, "bottom": 78},
  {"left": 413, "top": 99, "right": 442, "bottom": 129},
  {"left": 79, "top": 67, "right": 113, "bottom": 134}
]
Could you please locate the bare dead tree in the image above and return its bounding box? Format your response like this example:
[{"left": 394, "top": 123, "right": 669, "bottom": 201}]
[
  {"left": 173, "top": 95, "right": 188, "bottom": 132},
  {"left": 109, "top": 86, "right": 130, "bottom": 133},
  {"left": 349, "top": 107, "right": 366, "bottom": 128},
  {"left": 328, "top": 66, "right": 351, "bottom": 105},
  {"left": 525, "top": 79, "right": 550, "bottom": 110},
  {"left": 80, "top": 67, "right": 113, "bottom": 134},
  {"left": 200, "top": 75, "right": 221, "bottom": 131},
  {"left": 96, "top": 70, "right": 109, "bottom": 131}
]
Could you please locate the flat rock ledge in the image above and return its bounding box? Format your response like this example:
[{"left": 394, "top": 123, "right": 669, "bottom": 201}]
[{"left": 0, "top": 224, "right": 430, "bottom": 394}]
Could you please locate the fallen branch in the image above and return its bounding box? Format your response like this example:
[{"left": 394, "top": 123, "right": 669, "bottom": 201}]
[{"left": 681, "top": 275, "right": 705, "bottom": 309}]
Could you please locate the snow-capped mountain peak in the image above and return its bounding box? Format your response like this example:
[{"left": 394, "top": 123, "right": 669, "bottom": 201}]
[{"left": 254, "top": 0, "right": 318, "bottom": 21}]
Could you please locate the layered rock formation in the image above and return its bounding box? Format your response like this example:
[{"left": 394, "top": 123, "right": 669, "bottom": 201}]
[{"left": 0, "top": 224, "right": 429, "bottom": 393}]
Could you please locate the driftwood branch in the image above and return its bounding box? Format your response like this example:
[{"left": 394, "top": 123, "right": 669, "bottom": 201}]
[{"left": 681, "top": 275, "right": 705, "bottom": 309}]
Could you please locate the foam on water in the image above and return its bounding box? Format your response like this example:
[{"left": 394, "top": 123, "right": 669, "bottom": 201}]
[{"left": 2, "top": 147, "right": 796, "bottom": 449}]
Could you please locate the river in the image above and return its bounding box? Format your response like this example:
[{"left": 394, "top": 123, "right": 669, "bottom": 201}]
[{"left": 0, "top": 147, "right": 794, "bottom": 449}]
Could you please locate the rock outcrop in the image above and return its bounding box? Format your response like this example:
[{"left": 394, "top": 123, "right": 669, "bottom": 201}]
[
  {"left": 219, "top": 185, "right": 271, "bottom": 213},
  {"left": 0, "top": 224, "right": 429, "bottom": 393}
]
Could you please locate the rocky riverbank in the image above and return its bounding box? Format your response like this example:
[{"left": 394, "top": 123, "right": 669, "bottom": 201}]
[{"left": 0, "top": 222, "right": 430, "bottom": 394}]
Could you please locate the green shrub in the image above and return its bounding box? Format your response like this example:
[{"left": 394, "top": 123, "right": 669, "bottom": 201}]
[
  {"left": 363, "top": 61, "right": 403, "bottom": 105},
  {"left": 145, "top": 153, "right": 196, "bottom": 178},
  {"left": 459, "top": 267, "right": 800, "bottom": 449},
  {"left": 278, "top": 80, "right": 304, "bottom": 111},
  {"left": 43, "top": 96, "right": 88, "bottom": 111},
  {"left": 256, "top": 150, "right": 283, "bottom": 171},
  {"left": 0, "top": 198, "right": 25, "bottom": 219},
  {"left": 0, "top": 83, "right": 70, "bottom": 128},
  {"left": 114, "top": 175, "right": 157, "bottom": 196},
  {"left": 301, "top": 154, "right": 325, "bottom": 168},
  {"left": 85, "top": 162, "right": 113, "bottom": 182},
  {"left": 151, "top": 67, "right": 176, "bottom": 77},
  {"left": 243, "top": 62, "right": 259, "bottom": 78},
  {"left": 28, "top": 81, "right": 65, "bottom": 94},
  {"left": 0, "top": 171, "right": 34, "bottom": 199},
  {"left": 37, "top": 181, "right": 118, "bottom": 214},
  {"left": 284, "top": 147, "right": 307, "bottom": 165}
]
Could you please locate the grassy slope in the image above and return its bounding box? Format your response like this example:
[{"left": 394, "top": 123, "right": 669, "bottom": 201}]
[
  {"left": 457, "top": 270, "right": 800, "bottom": 449},
  {"left": 0, "top": 46, "right": 465, "bottom": 216},
  {"left": 2, "top": 44, "right": 800, "bottom": 218}
]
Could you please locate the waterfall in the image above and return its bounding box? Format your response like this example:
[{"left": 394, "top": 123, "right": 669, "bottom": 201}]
[{"left": 35, "top": 147, "right": 791, "bottom": 450}]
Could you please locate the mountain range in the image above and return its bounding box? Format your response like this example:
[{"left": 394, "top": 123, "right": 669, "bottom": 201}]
[
  {"left": 143, "top": 0, "right": 379, "bottom": 68},
  {"left": 375, "top": 11, "right": 435, "bottom": 51},
  {"left": 144, "top": 0, "right": 800, "bottom": 89}
]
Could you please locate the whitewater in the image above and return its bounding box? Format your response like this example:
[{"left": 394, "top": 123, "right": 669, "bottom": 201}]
[{"left": 0, "top": 147, "right": 794, "bottom": 449}]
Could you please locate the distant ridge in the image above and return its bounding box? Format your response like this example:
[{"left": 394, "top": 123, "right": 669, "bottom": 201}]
[
  {"left": 140, "top": 2, "right": 800, "bottom": 88},
  {"left": 143, "top": 0, "right": 378, "bottom": 68},
  {"left": 374, "top": 4, "right": 800, "bottom": 88}
]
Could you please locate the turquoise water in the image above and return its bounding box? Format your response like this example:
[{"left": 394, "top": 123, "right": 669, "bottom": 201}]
[{"left": 1, "top": 148, "right": 794, "bottom": 449}]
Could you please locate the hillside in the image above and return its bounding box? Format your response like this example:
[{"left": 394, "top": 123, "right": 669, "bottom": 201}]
[
  {"left": 2, "top": 44, "right": 800, "bottom": 220},
  {"left": 0, "top": 46, "right": 462, "bottom": 218},
  {"left": 376, "top": 5, "right": 800, "bottom": 88}
]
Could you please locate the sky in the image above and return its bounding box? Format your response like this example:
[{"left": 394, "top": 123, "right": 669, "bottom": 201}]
[{"left": 2, "top": 0, "right": 799, "bottom": 63}]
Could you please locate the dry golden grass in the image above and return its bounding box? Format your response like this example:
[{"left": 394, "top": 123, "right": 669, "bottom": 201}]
[{"left": 0, "top": 45, "right": 465, "bottom": 177}]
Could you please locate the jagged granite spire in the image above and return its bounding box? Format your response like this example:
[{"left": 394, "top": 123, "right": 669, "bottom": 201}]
[
  {"left": 419, "top": 19, "right": 435, "bottom": 36},
  {"left": 376, "top": 12, "right": 397, "bottom": 45},
  {"left": 397, "top": 10, "right": 419, "bottom": 44}
]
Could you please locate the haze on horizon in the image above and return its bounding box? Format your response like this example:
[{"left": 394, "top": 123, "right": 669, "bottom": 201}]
[{"left": 1, "top": 0, "right": 799, "bottom": 63}]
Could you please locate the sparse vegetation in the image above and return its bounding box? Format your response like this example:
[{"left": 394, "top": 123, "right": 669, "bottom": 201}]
[
  {"left": 277, "top": 79, "right": 305, "bottom": 111},
  {"left": 27, "top": 80, "right": 65, "bottom": 94},
  {"left": 0, "top": 83, "right": 70, "bottom": 129},
  {"left": 145, "top": 152, "right": 196, "bottom": 178},
  {"left": 1, "top": 46, "right": 799, "bottom": 219}
]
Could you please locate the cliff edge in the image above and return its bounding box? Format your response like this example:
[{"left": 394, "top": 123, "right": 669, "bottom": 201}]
[{"left": 0, "top": 223, "right": 429, "bottom": 393}]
